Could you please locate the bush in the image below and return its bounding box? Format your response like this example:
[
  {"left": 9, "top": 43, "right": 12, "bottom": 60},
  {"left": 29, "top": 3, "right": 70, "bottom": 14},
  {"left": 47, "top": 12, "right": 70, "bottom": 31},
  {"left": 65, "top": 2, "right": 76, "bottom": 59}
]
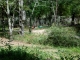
[
  {"left": 0, "top": 46, "right": 54, "bottom": 60},
  {"left": 45, "top": 25, "right": 80, "bottom": 47},
  {"left": 0, "top": 46, "right": 40, "bottom": 60}
]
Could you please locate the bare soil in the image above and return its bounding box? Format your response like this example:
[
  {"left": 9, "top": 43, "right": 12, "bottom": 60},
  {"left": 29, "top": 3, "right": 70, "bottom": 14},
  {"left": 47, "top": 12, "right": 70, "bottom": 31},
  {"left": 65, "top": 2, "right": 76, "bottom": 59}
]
[{"left": 32, "top": 29, "right": 46, "bottom": 34}]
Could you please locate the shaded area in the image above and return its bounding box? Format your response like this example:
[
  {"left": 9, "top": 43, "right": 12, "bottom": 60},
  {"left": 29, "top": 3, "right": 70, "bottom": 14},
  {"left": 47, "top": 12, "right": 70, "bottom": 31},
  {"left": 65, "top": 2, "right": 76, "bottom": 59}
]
[
  {"left": 60, "top": 54, "right": 80, "bottom": 60},
  {"left": 72, "top": 24, "right": 80, "bottom": 36},
  {"left": 0, "top": 47, "right": 40, "bottom": 60},
  {"left": 0, "top": 30, "right": 9, "bottom": 39}
]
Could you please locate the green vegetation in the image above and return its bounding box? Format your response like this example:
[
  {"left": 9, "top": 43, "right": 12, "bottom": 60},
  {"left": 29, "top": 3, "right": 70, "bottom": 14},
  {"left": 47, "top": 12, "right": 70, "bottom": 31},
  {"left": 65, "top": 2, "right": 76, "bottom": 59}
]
[
  {"left": 0, "top": 0, "right": 80, "bottom": 60},
  {"left": 13, "top": 30, "right": 47, "bottom": 44},
  {"left": 60, "top": 54, "right": 80, "bottom": 60},
  {"left": 12, "top": 26, "right": 80, "bottom": 60},
  {"left": 14, "top": 25, "right": 80, "bottom": 47},
  {"left": 0, "top": 44, "right": 80, "bottom": 60},
  {"left": 0, "top": 46, "right": 55, "bottom": 60},
  {"left": 45, "top": 25, "right": 80, "bottom": 47}
]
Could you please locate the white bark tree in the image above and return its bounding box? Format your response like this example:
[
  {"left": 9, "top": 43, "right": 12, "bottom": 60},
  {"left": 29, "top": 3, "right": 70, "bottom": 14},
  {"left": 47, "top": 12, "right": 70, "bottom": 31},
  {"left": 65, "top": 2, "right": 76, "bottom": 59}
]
[
  {"left": 7, "top": 0, "right": 14, "bottom": 41},
  {"left": 19, "top": 0, "right": 24, "bottom": 35}
]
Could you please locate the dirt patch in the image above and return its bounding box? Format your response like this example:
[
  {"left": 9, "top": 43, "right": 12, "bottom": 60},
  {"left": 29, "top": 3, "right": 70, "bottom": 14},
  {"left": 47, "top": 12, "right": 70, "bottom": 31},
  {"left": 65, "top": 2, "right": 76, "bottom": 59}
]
[
  {"left": 0, "top": 37, "right": 59, "bottom": 59},
  {"left": 0, "top": 37, "right": 9, "bottom": 46},
  {"left": 32, "top": 29, "right": 46, "bottom": 34}
]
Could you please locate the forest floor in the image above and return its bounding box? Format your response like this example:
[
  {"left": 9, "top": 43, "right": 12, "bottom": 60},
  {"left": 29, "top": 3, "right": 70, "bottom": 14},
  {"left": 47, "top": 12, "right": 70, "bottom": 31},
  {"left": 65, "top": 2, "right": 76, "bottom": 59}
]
[
  {"left": 0, "top": 29, "right": 46, "bottom": 46},
  {"left": 0, "top": 29, "right": 60, "bottom": 59},
  {"left": 0, "top": 28, "right": 80, "bottom": 59}
]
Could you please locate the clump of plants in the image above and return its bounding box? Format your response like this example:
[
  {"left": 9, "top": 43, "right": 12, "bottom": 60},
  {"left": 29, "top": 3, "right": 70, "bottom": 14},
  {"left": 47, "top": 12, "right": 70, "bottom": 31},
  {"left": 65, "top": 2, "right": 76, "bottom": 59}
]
[
  {"left": 0, "top": 46, "right": 40, "bottom": 60},
  {"left": 45, "top": 25, "right": 80, "bottom": 47},
  {"left": 0, "top": 45, "right": 54, "bottom": 60}
]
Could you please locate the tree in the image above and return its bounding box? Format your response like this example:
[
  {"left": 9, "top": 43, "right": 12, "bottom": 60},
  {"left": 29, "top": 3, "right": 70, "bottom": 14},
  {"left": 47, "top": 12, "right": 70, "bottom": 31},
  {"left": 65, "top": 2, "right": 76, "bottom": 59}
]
[
  {"left": 70, "top": 0, "right": 80, "bottom": 25},
  {"left": 6, "top": 0, "right": 13, "bottom": 41},
  {"left": 19, "top": 0, "right": 24, "bottom": 35},
  {"left": 56, "top": 0, "right": 80, "bottom": 25}
]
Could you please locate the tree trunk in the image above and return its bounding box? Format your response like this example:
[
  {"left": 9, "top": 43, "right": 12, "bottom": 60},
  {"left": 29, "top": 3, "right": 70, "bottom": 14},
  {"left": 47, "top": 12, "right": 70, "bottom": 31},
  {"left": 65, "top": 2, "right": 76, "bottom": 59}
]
[
  {"left": 29, "top": 18, "right": 32, "bottom": 33},
  {"left": 29, "top": 1, "right": 37, "bottom": 33},
  {"left": 71, "top": 12, "right": 75, "bottom": 26},
  {"left": 7, "top": 0, "right": 13, "bottom": 41},
  {"left": 19, "top": 0, "right": 24, "bottom": 35},
  {"left": 51, "top": 1, "right": 56, "bottom": 24},
  {"left": 55, "top": 0, "right": 58, "bottom": 24},
  {"left": 11, "top": 14, "right": 14, "bottom": 31}
]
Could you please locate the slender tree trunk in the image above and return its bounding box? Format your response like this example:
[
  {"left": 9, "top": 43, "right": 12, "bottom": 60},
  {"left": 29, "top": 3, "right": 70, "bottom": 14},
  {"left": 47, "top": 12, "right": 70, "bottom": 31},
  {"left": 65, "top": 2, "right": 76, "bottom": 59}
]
[
  {"left": 55, "top": 0, "right": 58, "bottom": 24},
  {"left": 29, "top": 17, "right": 32, "bottom": 33},
  {"left": 71, "top": 12, "right": 75, "bottom": 26},
  {"left": 7, "top": 0, "right": 13, "bottom": 41},
  {"left": 51, "top": 2, "right": 56, "bottom": 24},
  {"left": 29, "top": 0, "right": 38, "bottom": 33},
  {"left": 19, "top": 0, "right": 24, "bottom": 35},
  {"left": 12, "top": 14, "right": 14, "bottom": 31},
  {"left": 38, "top": 17, "right": 41, "bottom": 26}
]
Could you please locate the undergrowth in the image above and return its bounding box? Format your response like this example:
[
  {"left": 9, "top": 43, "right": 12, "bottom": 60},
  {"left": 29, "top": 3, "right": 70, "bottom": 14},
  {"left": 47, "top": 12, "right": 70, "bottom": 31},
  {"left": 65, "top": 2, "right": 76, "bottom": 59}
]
[
  {"left": 45, "top": 25, "right": 80, "bottom": 47},
  {"left": 13, "top": 32, "right": 47, "bottom": 44},
  {"left": 60, "top": 54, "right": 80, "bottom": 60},
  {"left": 0, "top": 46, "right": 55, "bottom": 60}
]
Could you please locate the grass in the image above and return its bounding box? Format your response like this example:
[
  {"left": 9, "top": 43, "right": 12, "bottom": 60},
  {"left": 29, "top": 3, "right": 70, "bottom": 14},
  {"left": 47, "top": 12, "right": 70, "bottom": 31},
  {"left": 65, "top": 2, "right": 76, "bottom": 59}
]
[
  {"left": 13, "top": 32, "right": 47, "bottom": 44},
  {"left": 0, "top": 45, "right": 80, "bottom": 60},
  {"left": 58, "top": 47, "right": 80, "bottom": 60},
  {"left": 0, "top": 42, "right": 80, "bottom": 60}
]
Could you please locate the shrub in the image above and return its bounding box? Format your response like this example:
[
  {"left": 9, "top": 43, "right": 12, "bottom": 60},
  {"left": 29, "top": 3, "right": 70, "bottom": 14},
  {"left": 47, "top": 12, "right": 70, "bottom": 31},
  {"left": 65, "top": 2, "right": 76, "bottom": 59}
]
[
  {"left": 45, "top": 25, "right": 80, "bottom": 47},
  {"left": 0, "top": 46, "right": 54, "bottom": 60},
  {"left": 0, "top": 46, "right": 40, "bottom": 60}
]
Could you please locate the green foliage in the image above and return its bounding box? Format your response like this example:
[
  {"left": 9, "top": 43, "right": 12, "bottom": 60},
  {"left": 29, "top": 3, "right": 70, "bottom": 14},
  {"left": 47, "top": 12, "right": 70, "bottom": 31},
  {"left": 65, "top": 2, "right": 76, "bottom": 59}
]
[
  {"left": 74, "top": 24, "right": 80, "bottom": 36},
  {"left": 57, "top": 0, "right": 71, "bottom": 16},
  {"left": 0, "top": 46, "right": 54, "bottom": 60},
  {"left": 0, "top": 46, "right": 40, "bottom": 60},
  {"left": 56, "top": 47, "right": 80, "bottom": 60},
  {"left": 45, "top": 25, "right": 80, "bottom": 47},
  {"left": 60, "top": 54, "right": 80, "bottom": 60},
  {"left": 26, "top": 47, "right": 54, "bottom": 60},
  {"left": 13, "top": 32, "right": 47, "bottom": 44}
]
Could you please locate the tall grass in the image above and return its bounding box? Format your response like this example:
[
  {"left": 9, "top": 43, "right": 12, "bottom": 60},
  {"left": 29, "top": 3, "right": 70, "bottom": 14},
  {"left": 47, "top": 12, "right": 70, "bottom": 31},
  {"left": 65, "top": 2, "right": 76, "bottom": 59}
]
[{"left": 13, "top": 32, "right": 47, "bottom": 44}]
